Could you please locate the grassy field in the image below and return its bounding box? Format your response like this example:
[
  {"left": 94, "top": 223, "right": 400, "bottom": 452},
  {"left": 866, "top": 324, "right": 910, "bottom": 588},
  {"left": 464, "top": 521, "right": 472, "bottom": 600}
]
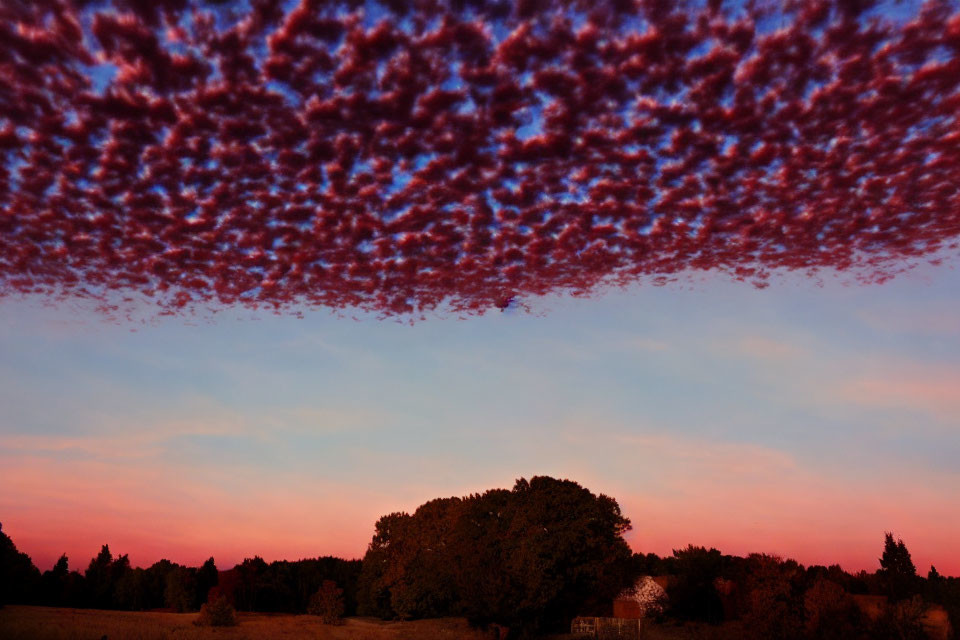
[
  {"left": 1, "top": 604, "right": 950, "bottom": 640},
  {"left": 0, "top": 606, "right": 749, "bottom": 640},
  {"left": 0, "top": 606, "right": 496, "bottom": 640}
]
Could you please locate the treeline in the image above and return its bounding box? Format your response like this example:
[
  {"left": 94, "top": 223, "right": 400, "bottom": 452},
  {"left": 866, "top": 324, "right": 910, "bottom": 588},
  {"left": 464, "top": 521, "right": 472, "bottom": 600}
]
[
  {"left": 354, "top": 479, "right": 960, "bottom": 638},
  {"left": 220, "top": 556, "right": 361, "bottom": 614},
  {"left": 0, "top": 476, "right": 632, "bottom": 635},
  {"left": 0, "top": 523, "right": 361, "bottom": 616},
  {"left": 3, "top": 477, "right": 960, "bottom": 639},
  {"left": 0, "top": 534, "right": 217, "bottom": 612},
  {"left": 630, "top": 540, "right": 960, "bottom": 639}
]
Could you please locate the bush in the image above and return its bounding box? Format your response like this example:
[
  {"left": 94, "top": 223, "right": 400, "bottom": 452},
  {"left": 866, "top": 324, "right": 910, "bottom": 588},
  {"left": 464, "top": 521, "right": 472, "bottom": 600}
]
[
  {"left": 871, "top": 595, "right": 926, "bottom": 640},
  {"left": 195, "top": 591, "right": 237, "bottom": 627},
  {"left": 738, "top": 555, "right": 804, "bottom": 640},
  {"left": 308, "top": 580, "right": 345, "bottom": 624},
  {"left": 803, "top": 579, "right": 866, "bottom": 639}
]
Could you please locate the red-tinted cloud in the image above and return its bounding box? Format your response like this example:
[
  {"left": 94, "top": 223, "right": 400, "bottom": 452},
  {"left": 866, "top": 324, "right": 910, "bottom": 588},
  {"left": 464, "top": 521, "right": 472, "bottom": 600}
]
[{"left": 2, "top": 0, "right": 959, "bottom": 316}]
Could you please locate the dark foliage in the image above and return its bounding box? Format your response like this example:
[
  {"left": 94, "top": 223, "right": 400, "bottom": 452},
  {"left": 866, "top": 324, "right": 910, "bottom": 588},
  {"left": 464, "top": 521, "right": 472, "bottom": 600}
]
[
  {"left": 0, "top": 523, "right": 41, "bottom": 607},
  {"left": 164, "top": 566, "right": 196, "bottom": 612},
  {"left": 196, "top": 557, "right": 219, "bottom": 608},
  {"left": 879, "top": 532, "right": 920, "bottom": 602},
  {"left": 38, "top": 555, "right": 86, "bottom": 608},
  {"left": 805, "top": 564, "right": 869, "bottom": 596},
  {"left": 140, "top": 560, "right": 183, "bottom": 610},
  {"left": 736, "top": 554, "right": 806, "bottom": 640},
  {"left": 195, "top": 588, "right": 237, "bottom": 627},
  {"left": 870, "top": 595, "right": 928, "bottom": 640},
  {"left": 308, "top": 580, "right": 346, "bottom": 624},
  {"left": 83, "top": 545, "right": 114, "bottom": 609},
  {"left": 924, "top": 566, "right": 960, "bottom": 640},
  {"left": 665, "top": 545, "right": 725, "bottom": 623},
  {"left": 630, "top": 552, "right": 676, "bottom": 578},
  {"left": 359, "top": 476, "right": 633, "bottom": 637},
  {"left": 221, "top": 556, "right": 361, "bottom": 615},
  {"left": 803, "top": 578, "right": 866, "bottom": 640}
]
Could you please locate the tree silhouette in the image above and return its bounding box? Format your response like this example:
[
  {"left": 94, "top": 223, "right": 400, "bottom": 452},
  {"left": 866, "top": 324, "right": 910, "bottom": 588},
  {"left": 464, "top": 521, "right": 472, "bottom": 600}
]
[
  {"left": 141, "top": 560, "right": 177, "bottom": 610},
  {"left": 666, "top": 545, "right": 725, "bottom": 623},
  {"left": 111, "top": 557, "right": 145, "bottom": 611},
  {"left": 195, "top": 558, "right": 218, "bottom": 609},
  {"left": 216, "top": 556, "right": 361, "bottom": 615},
  {"left": 0, "top": 522, "right": 40, "bottom": 606},
  {"left": 358, "top": 512, "right": 415, "bottom": 618},
  {"left": 360, "top": 476, "right": 633, "bottom": 636},
  {"left": 472, "top": 477, "right": 632, "bottom": 633},
  {"left": 39, "top": 555, "right": 70, "bottom": 606},
  {"left": 232, "top": 556, "right": 269, "bottom": 611},
  {"left": 372, "top": 499, "right": 465, "bottom": 619},
  {"left": 879, "top": 532, "right": 918, "bottom": 602},
  {"left": 164, "top": 566, "right": 196, "bottom": 612},
  {"left": 84, "top": 544, "right": 114, "bottom": 609}
]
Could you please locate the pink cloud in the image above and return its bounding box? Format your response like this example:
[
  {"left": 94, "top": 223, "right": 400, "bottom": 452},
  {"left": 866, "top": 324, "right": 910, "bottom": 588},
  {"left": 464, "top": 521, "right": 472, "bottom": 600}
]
[{"left": 835, "top": 363, "right": 960, "bottom": 422}]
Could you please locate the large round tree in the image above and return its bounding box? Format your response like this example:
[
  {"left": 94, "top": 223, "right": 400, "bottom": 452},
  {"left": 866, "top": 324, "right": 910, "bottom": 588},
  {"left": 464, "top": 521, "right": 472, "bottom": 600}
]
[{"left": 359, "top": 476, "right": 633, "bottom": 637}]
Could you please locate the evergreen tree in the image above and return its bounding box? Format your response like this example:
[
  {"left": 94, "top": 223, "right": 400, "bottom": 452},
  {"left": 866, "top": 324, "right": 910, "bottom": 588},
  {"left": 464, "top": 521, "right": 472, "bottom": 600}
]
[
  {"left": 195, "top": 558, "right": 218, "bottom": 609},
  {"left": 925, "top": 565, "right": 946, "bottom": 603},
  {"left": 85, "top": 544, "right": 114, "bottom": 608},
  {"left": 40, "top": 555, "right": 70, "bottom": 606},
  {"left": 879, "top": 532, "right": 918, "bottom": 601}
]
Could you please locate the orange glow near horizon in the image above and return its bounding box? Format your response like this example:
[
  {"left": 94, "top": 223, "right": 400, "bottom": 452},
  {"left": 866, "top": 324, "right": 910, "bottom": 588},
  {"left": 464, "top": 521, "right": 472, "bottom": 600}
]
[
  {"left": 7, "top": 506, "right": 959, "bottom": 577},
  {"left": 3, "top": 459, "right": 958, "bottom": 576}
]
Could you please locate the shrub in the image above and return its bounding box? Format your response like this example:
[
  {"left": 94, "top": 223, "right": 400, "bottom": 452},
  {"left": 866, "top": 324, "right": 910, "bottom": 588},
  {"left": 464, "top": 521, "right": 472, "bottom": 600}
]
[
  {"left": 195, "top": 591, "right": 237, "bottom": 627},
  {"left": 803, "top": 578, "right": 866, "bottom": 639},
  {"left": 308, "top": 580, "right": 345, "bottom": 624},
  {"left": 738, "top": 555, "right": 804, "bottom": 640},
  {"left": 871, "top": 595, "right": 927, "bottom": 640}
]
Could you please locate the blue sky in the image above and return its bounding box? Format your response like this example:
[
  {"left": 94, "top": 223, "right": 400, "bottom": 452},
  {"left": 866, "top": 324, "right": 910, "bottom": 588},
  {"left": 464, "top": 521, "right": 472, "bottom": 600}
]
[{"left": 2, "top": 258, "right": 959, "bottom": 574}]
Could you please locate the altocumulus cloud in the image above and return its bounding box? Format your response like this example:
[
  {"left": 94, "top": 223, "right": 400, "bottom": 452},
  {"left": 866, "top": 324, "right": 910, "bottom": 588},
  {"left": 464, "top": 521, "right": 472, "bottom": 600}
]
[{"left": 1, "top": 0, "right": 959, "bottom": 317}]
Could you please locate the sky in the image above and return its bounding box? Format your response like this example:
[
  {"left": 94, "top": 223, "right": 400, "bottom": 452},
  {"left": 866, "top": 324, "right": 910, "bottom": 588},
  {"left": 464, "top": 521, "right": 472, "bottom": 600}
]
[{"left": 2, "top": 258, "right": 959, "bottom": 575}]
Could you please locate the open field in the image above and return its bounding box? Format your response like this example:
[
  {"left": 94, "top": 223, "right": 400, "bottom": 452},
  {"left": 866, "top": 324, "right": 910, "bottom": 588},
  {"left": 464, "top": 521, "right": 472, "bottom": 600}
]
[
  {"left": 0, "top": 606, "right": 747, "bottom": 640},
  {"left": 4, "top": 605, "right": 949, "bottom": 640},
  {"left": 0, "top": 606, "right": 495, "bottom": 640}
]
